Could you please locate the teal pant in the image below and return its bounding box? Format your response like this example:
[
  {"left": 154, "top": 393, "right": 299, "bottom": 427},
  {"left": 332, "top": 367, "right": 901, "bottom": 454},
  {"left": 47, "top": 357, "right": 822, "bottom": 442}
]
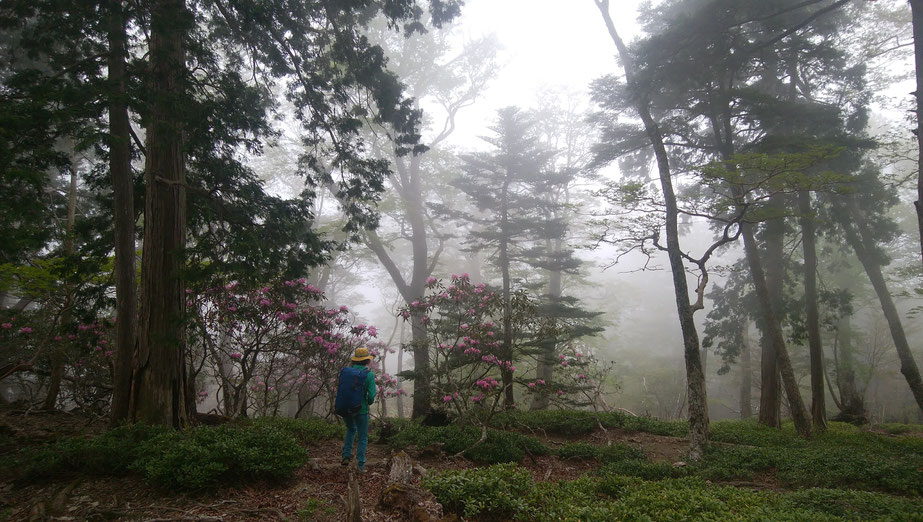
[{"left": 342, "top": 413, "right": 369, "bottom": 470}]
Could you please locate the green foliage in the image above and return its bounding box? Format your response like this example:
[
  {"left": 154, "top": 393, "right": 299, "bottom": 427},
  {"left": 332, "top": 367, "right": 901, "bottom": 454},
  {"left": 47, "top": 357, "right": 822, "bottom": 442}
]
[
  {"left": 422, "top": 463, "right": 535, "bottom": 518},
  {"left": 246, "top": 416, "right": 344, "bottom": 444},
  {"left": 490, "top": 409, "right": 599, "bottom": 436},
  {"left": 488, "top": 409, "right": 687, "bottom": 437},
  {"left": 296, "top": 497, "right": 336, "bottom": 520},
  {"left": 2, "top": 424, "right": 171, "bottom": 482},
  {"left": 389, "top": 422, "right": 547, "bottom": 464},
  {"left": 874, "top": 423, "right": 921, "bottom": 435},
  {"left": 136, "top": 423, "right": 308, "bottom": 490},
  {"left": 425, "top": 465, "right": 923, "bottom": 521},
  {"left": 778, "top": 488, "right": 923, "bottom": 520},
  {"left": 3, "top": 422, "right": 308, "bottom": 491}
]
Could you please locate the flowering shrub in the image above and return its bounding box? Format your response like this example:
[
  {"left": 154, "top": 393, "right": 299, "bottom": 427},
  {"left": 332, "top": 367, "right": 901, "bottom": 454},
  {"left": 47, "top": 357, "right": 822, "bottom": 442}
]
[
  {"left": 1, "top": 311, "right": 114, "bottom": 410},
  {"left": 521, "top": 343, "right": 617, "bottom": 412},
  {"left": 188, "top": 279, "right": 400, "bottom": 417},
  {"left": 399, "top": 274, "right": 542, "bottom": 421}
]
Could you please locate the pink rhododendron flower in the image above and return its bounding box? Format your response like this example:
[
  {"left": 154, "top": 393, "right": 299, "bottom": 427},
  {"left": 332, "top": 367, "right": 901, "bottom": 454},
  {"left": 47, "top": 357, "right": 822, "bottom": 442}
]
[
  {"left": 557, "top": 389, "right": 564, "bottom": 396},
  {"left": 19, "top": 327, "right": 32, "bottom": 334},
  {"left": 528, "top": 382, "right": 536, "bottom": 388},
  {"left": 368, "top": 326, "right": 377, "bottom": 337},
  {"left": 1, "top": 323, "right": 11, "bottom": 329},
  {"left": 426, "top": 276, "right": 437, "bottom": 285},
  {"left": 442, "top": 395, "right": 452, "bottom": 402},
  {"left": 230, "top": 353, "right": 243, "bottom": 360}
]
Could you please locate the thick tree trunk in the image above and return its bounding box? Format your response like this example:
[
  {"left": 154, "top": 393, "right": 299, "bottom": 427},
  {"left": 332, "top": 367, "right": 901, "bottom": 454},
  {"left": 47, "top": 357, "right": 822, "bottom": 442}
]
[
  {"left": 594, "top": 0, "right": 709, "bottom": 459},
  {"left": 798, "top": 190, "right": 826, "bottom": 432},
  {"left": 758, "top": 197, "right": 784, "bottom": 428},
  {"left": 833, "top": 315, "right": 867, "bottom": 422},
  {"left": 912, "top": 0, "right": 923, "bottom": 269},
  {"left": 740, "top": 324, "right": 752, "bottom": 420},
  {"left": 131, "top": 0, "right": 189, "bottom": 427},
  {"left": 108, "top": 0, "right": 138, "bottom": 426},
  {"left": 741, "top": 222, "right": 812, "bottom": 438},
  {"left": 840, "top": 198, "right": 923, "bottom": 412}
]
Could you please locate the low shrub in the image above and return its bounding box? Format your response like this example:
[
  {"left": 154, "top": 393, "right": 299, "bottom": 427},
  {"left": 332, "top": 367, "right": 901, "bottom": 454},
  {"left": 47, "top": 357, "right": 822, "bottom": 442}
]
[
  {"left": 426, "top": 466, "right": 923, "bottom": 521},
  {"left": 556, "top": 442, "right": 646, "bottom": 464},
  {"left": 136, "top": 423, "right": 308, "bottom": 490},
  {"left": 873, "top": 423, "right": 920, "bottom": 435},
  {"left": 247, "top": 416, "right": 344, "bottom": 444},
  {"left": 389, "top": 422, "right": 547, "bottom": 464},
  {"left": 490, "top": 410, "right": 599, "bottom": 436},
  {"left": 422, "top": 463, "right": 535, "bottom": 518},
  {"left": 3, "top": 422, "right": 308, "bottom": 491},
  {"left": 3, "top": 423, "right": 171, "bottom": 482},
  {"left": 597, "top": 411, "right": 688, "bottom": 437}
]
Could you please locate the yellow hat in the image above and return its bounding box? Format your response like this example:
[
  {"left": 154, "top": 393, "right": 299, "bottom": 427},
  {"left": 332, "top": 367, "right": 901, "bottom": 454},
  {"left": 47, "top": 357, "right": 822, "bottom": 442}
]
[{"left": 351, "top": 346, "right": 374, "bottom": 362}]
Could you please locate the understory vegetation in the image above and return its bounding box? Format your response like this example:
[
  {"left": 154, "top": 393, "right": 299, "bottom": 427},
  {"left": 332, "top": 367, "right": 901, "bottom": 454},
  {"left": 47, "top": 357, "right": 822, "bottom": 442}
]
[{"left": 3, "top": 412, "right": 921, "bottom": 519}]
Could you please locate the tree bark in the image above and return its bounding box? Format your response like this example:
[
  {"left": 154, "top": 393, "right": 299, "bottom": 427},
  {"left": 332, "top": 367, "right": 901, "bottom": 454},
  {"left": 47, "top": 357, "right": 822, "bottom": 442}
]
[
  {"left": 833, "top": 315, "right": 867, "bottom": 422},
  {"left": 798, "top": 190, "right": 826, "bottom": 432},
  {"left": 131, "top": 0, "right": 189, "bottom": 427},
  {"left": 911, "top": 0, "right": 923, "bottom": 269},
  {"left": 396, "top": 320, "right": 405, "bottom": 419},
  {"left": 741, "top": 222, "right": 812, "bottom": 438},
  {"left": 43, "top": 142, "right": 79, "bottom": 411},
  {"left": 409, "top": 311, "right": 430, "bottom": 418},
  {"left": 530, "top": 252, "right": 560, "bottom": 411},
  {"left": 594, "top": 0, "right": 709, "bottom": 459},
  {"left": 758, "top": 196, "right": 784, "bottom": 428},
  {"left": 839, "top": 198, "right": 923, "bottom": 412},
  {"left": 498, "top": 179, "right": 515, "bottom": 409},
  {"left": 740, "top": 323, "right": 752, "bottom": 420},
  {"left": 107, "top": 0, "right": 138, "bottom": 426}
]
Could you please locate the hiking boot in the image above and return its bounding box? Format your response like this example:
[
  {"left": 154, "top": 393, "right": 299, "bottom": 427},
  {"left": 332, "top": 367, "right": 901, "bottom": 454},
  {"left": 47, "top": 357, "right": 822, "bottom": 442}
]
[{"left": 341, "top": 457, "right": 351, "bottom": 467}]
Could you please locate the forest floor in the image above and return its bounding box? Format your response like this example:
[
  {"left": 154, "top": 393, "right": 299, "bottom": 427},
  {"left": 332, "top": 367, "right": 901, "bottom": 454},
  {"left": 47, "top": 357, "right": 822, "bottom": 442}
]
[{"left": 1, "top": 407, "right": 921, "bottom": 521}]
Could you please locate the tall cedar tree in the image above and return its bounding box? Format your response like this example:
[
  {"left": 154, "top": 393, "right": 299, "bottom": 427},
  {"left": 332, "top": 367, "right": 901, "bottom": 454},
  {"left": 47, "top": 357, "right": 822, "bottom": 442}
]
[{"left": 446, "top": 107, "right": 560, "bottom": 409}]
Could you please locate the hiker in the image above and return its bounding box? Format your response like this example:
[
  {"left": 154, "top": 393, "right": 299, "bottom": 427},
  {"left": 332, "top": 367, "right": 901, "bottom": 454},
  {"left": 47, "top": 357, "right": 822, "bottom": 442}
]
[{"left": 337, "top": 346, "right": 376, "bottom": 472}]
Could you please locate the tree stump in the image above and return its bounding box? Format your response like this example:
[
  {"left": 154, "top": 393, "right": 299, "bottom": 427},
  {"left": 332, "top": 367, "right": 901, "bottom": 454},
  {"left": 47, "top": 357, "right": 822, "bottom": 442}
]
[
  {"left": 378, "top": 451, "right": 444, "bottom": 521},
  {"left": 388, "top": 450, "right": 414, "bottom": 484},
  {"left": 346, "top": 462, "right": 361, "bottom": 522}
]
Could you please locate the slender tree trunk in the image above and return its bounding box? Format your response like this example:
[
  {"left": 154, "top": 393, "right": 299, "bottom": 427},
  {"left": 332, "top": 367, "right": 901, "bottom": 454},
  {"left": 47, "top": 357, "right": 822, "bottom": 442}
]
[
  {"left": 740, "top": 324, "right": 752, "bottom": 420},
  {"left": 741, "top": 222, "right": 812, "bottom": 438},
  {"left": 131, "top": 0, "right": 189, "bottom": 427},
  {"left": 498, "top": 180, "right": 515, "bottom": 409},
  {"left": 594, "top": 0, "right": 709, "bottom": 459},
  {"left": 396, "top": 320, "right": 405, "bottom": 419},
  {"left": 758, "top": 197, "right": 784, "bottom": 428},
  {"left": 798, "top": 190, "right": 826, "bottom": 432},
  {"left": 43, "top": 144, "right": 80, "bottom": 411},
  {"left": 108, "top": 0, "right": 137, "bottom": 426},
  {"left": 839, "top": 198, "right": 923, "bottom": 412},
  {"left": 409, "top": 311, "right": 430, "bottom": 418},
  {"left": 531, "top": 239, "right": 561, "bottom": 410},
  {"left": 833, "top": 315, "right": 867, "bottom": 422},
  {"left": 911, "top": 0, "right": 923, "bottom": 269}
]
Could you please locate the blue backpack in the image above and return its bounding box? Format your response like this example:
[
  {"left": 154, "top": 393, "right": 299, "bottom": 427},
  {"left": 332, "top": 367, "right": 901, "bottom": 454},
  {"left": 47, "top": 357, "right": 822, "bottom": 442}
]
[{"left": 335, "top": 366, "right": 370, "bottom": 417}]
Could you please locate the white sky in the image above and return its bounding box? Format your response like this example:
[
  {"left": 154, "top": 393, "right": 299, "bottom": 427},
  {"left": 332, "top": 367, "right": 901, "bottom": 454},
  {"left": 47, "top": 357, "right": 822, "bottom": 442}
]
[{"left": 443, "top": 0, "right": 644, "bottom": 149}]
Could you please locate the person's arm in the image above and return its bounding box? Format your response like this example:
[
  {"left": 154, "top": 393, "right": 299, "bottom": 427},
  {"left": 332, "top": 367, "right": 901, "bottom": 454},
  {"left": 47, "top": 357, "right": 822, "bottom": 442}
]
[{"left": 366, "top": 372, "right": 377, "bottom": 405}]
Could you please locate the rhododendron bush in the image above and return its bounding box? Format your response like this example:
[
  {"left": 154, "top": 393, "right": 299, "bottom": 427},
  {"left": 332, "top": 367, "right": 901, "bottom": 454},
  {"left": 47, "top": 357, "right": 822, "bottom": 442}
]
[
  {"left": 400, "top": 274, "right": 545, "bottom": 421},
  {"left": 188, "top": 279, "right": 400, "bottom": 418},
  {"left": 1, "top": 314, "right": 115, "bottom": 410}
]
